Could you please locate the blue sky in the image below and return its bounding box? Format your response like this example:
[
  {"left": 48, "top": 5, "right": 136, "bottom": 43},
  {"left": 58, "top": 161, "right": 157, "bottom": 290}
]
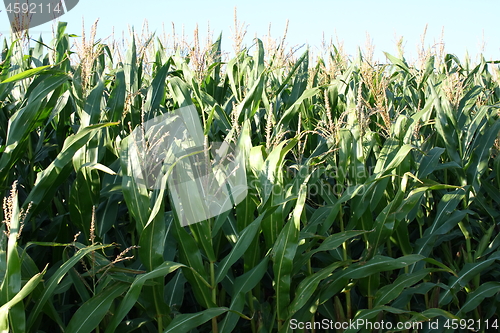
[{"left": 1, "top": 0, "right": 499, "bottom": 62}]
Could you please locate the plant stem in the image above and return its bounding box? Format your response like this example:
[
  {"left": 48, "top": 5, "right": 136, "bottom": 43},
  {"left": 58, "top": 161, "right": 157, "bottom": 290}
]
[
  {"left": 154, "top": 286, "right": 164, "bottom": 332},
  {"left": 247, "top": 292, "right": 257, "bottom": 333},
  {"left": 339, "top": 204, "right": 352, "bottom": 319},
  {"left": 210, "top": 261, "right": 218, "bottom": 333},
  {"left": 346, "top": 289, "right": 352, "bottom": 320}
]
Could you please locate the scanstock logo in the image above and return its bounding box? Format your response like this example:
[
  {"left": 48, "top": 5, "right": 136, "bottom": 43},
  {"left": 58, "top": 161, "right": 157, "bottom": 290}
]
[
  {"left": 4, "top": 0, "right": 79, "bottom": 32},
  {"left": 123, "top": 105, "right": 248, "bottom": 226}
]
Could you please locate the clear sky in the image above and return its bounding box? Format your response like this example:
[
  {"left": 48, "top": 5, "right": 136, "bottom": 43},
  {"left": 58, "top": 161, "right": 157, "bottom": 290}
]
[{"left": 1, "top": 0, "right": 499, "bottom": 63}]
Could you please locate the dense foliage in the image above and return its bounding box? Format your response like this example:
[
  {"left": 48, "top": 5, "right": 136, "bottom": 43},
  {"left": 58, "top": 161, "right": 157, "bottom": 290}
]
[{"left": 1, "top": 22, "right": 500, "bottom": 332}]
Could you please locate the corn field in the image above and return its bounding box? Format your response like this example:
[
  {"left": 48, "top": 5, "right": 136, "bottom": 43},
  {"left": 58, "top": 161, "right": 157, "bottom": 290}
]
[{"left": 1, "top": 22, "right": 500, "bottom": 333}]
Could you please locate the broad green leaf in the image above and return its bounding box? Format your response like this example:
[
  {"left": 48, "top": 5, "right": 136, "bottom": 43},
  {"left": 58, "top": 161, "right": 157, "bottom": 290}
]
[
  {"left": 164, "top": 269, "right": 186, "bottom": 310},
  {"left": 27, "top": 244, "right": 112, "bottom": 330},
  {"left": 295, "top": 230, "right": 369, "bottom": 271},
  {"left": 456, "top": 282, "right": 500, "bottom": 316},
  {"left": 320, "top": 255, "right": 425, "bottom": 303},
  {"left": 365, "top": 188, "right": 403, "bottom": 259},
  {"left": 80, "top": 79, "right": 105, "bottom": 127},
  {"left": 172, "top": 217, "right": 215, "bottom": 309},
  {"left": 288, "top": 261, "right": 345, "bottom": 317},
  {"left": 66, "top": 282, "right": 129, "bottom": 333},
  {"left": 412, "top": 188, "right": 467, "bottom": 261},
  {"left": 417, "top": 147, "right": 445, "bottom": 178},
  {"left": 163, "top": 307, "right": 228, "bottom": 333},
  {"left": 466, "top": 118, "right": 500, "bottom": 193},
  {"left": 439, "top": 254, "right": 500, "bottom": 306},
  {"left": 23, "top": 122, "right": 119, "bottom": 217},
  {"left": 0, "top": 74, "right": 69, "bottom": 187},
  {"left": 143, "top": 60, "right": 171, "bottom": 113},
  {"left": 381, "top": 144, "right": 414, "bottom": 175},
  {"left": 274, "top": 50, "right": 309, "bottom": 98},
  {"left": 105, "top": 262, "right": 184, "bottom": 333},
  {"left": 119, "top": 135, "right": 151, "bottom": 232},
  {"left": 0, "top": 65, "right": 53, "bottom": 84},
  {"left": 422, "top": 258, "right": 457, "bottom": 276},
  {"left": 276, "top": 87, "right": 321, "bottom": 130},
  {"left": 272, "top": 173, "right": 311, "bottom": 326},
  {"left": 138, "top": 198, "right": 166, "bottom": 271},
  {"left": 188, "top": 220, "right": 216, "bottom": 264},
  {"left": 384, "top": 52, "right": 411, "bottom": 73},
  {"left": 106, "top": 67, "right": 126, "bottom": 122},
  {"left": 219, "top": 257, "right": 269, "bottom": 333},
  {"left": 216, "top": 214, "right": 263, "bottom": 283},
  {"left": 343, "top": 305, "right": 412, "bottom": 333},
  {"left": 0, "top": 267, "right": 46, "bottom": 333},
  {"left": 413, "top": 308, "right": 459, "bottom": 321},
  {"left": 374, "top": 269, "right": 431, "bottom": 306}
]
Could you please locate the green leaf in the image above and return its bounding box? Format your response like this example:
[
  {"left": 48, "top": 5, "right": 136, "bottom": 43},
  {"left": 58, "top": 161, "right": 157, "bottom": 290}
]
[
  {"left": 365, "top": 189, "right": 403, "bottom": 259},
  {"left": 466, "top": 118, "right": 500, "bottom": 193},
  {"left": 414, "top": 308, "right": 459, "bottom": 321},
  {"left": 413, "top": 188, "right": 467, "bottom": 261},
  {"left": 80, "top": 79, "right": 105, "bottom": 127},
  {"left": 288, "top": 261, "right": 345, "bottom": 317},
  {"left": 320, "top": 255, "right": 425, "bottom": 303},
  {"left": 66, "top": 282, "right": 129, "bottom": 333},
  {"left": 0, "top": 65, "right": 53, "bottom": 84},
  {"left": 422, "top": 258, "right": 457, "bottom": 276},
  {"left": 143, "top": 59, "right": 171, "bottom": 113},
  {"left": 216, "top": 214, "right": 263, "bottom": 283},
  {"left": 0, "top": 74, "right": 69, "bottom": 187},
  {"left": 163, "top": 307, "right": 228, "bottom": 333},
  {"left": 120, "top": 135, "right": 151, "bottom": 232},
  {"left": 138, "top": 199, "right": 166, "bottom": 271},
  {"left": 164, "top": 269, "right": 186, "bottom": 310},
  {"left": 349, "top": 255, "right": 424, "bottom": 280},
  {"left": 105, "top": 262, "right": 184, "bottom": 333},
  {"left": 417, "top": 147, "right": 445, "bottom": 178},
  {"left": 27, "top": 244, "right": 112, "bottom": 330},
  {"left": 219, "top": 257, "right": 269, "bottom": 333},
  {"left": 439, "top": 254, "right": 500, "bottom": 306},
  {"left": 276, "top": 87, "right": 321, "bottom": 130},
  {"left": 456, "top": 282, "right": 500, "bottom": 316},
  {"left": 0, "top": 267, "right": 46, "bottom": 333},
  {"left": 172, "top": 217, "right": 215, "bottom": 309},
  {"left": 274, "top": 50, "right": 309, "bottom": 98},
  {"left": 374, "top": 269, "right": 431, "bottom": 306},
  {"left": 384, "top": 52, "right": 411, "bottom": 73},
  {"left": 272, "top": 173, "right": 311, "bottom": 326},
  {"left": 24, "top": 122, "right": 118, "bottom": 217},
  {"left": 295, "top": 230, "right": 369, "bottom": 271},
  {"left": 381, "top": 144, "right": 414, "bottom": 175},
  {"left": 188, "top": 220, "right": 216, "bottom": 264},
  {"left": 107, "top": 67, "right": 126, "bottom": 122},
  {"left": 343, "top": 305, "right": 412, "bottom": 333}
]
